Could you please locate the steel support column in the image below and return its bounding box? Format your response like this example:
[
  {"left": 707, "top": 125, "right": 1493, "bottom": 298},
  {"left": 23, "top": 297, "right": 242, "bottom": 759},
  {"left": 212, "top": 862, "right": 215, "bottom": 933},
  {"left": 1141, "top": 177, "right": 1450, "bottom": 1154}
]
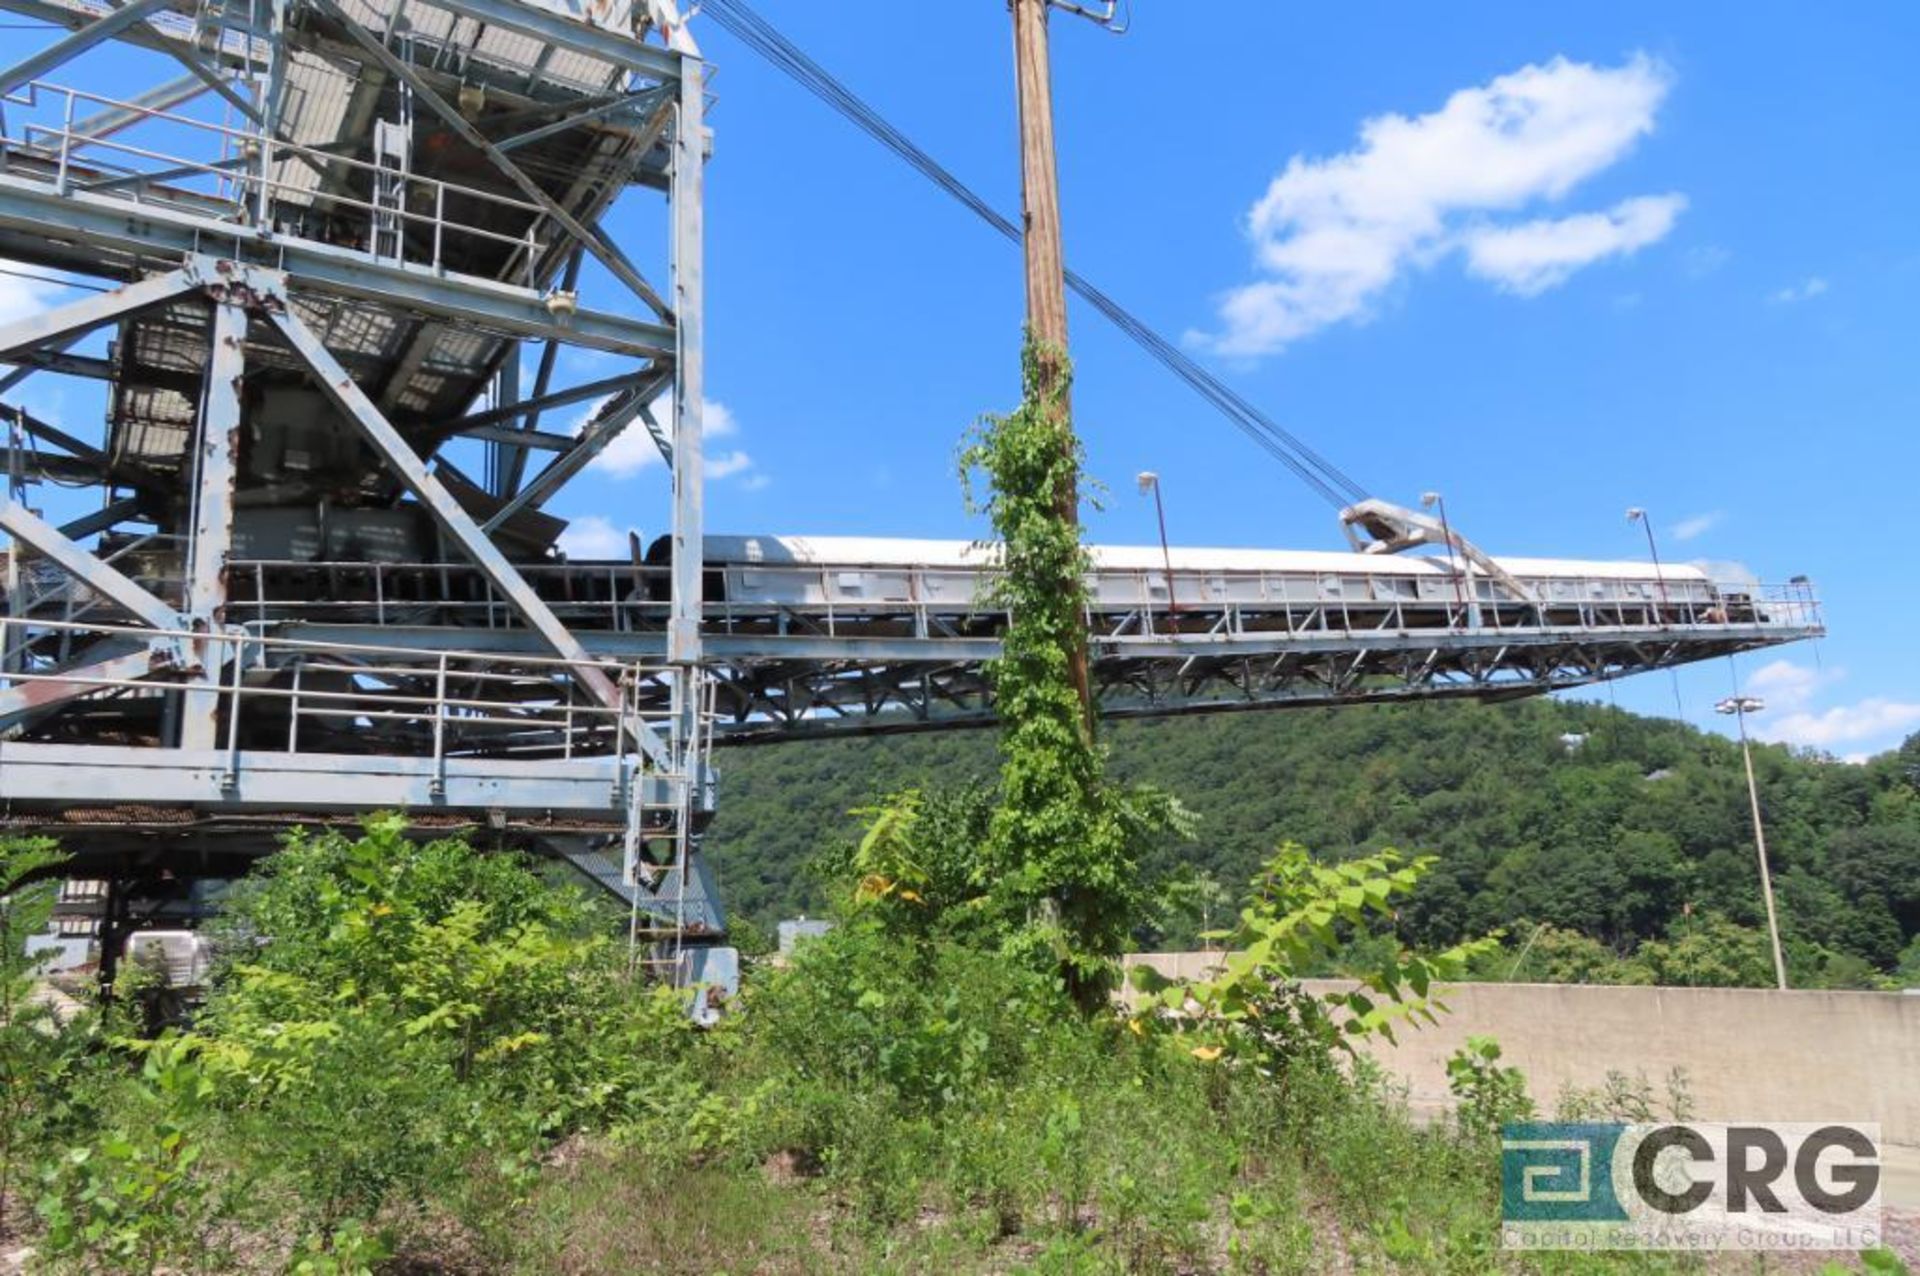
[
  {"left": 484, "top": 340, "right": 521, "bottom": 498},
  {"left": 497, "top": 247, "right": 582, "bottom": 498},
  {"left": 482, "top": 377, "right": 668, "bottom": 530},
  {"left": 667, "top": 61, "right": 705, "bottom": 672},
  {"left": 179, "top": 296, "right": 246, "bottom": 749}
]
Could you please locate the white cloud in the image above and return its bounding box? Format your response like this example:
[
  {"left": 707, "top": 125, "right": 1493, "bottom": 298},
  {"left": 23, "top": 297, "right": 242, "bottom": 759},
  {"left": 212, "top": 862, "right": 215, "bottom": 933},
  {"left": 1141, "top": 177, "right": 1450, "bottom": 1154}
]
[
  {"left": 1686, "top": 559, "right": 1759, "bottom": 592},
  {"left": 1197, "top": 54, "right": 1679, "bottom": 356},
  {"left": 0, "top": 273, "right": 55, "bottom": 327},
  {"left": 1670, "top": 510, "right": 1721, "bottom": 543},
  {"left": 557, "top": 514, "right": 633, "bottom": 559},
  {"left": 1757, "top": 700, "right": 1920, "bottom": 752},
  {"left": 1738, "top": 659, "right": 1920, "bottom": 756},
  {"left": 707, "top": 449, "right": 754, "bottom": 480},
  {"left": 0, "top": 265, "right": 89, "bottom": 330},
  {"left": 1461, "top": 194, "right": 1686, "bottom": 295},
  {"left": 1769, "top": 276, "right": 1829, "bottom": 304},
  {"left": 1744, "top": 658, "right": 1834, "bottom": 713},
  {"left": 588, "top": 396, "right": 746, "bottom": 480}
]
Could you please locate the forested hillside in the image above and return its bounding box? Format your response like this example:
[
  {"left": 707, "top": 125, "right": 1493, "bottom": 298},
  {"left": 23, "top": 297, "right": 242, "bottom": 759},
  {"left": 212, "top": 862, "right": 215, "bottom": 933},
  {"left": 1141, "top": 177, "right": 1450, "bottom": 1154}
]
[{"left": 704, "top": 697, "right": 1920, "bottom": 986}]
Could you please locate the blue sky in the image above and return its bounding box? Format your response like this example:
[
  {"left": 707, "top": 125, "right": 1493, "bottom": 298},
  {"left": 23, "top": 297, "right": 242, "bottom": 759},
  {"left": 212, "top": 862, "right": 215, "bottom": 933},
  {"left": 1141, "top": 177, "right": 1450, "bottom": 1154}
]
[
  {"left": 641, "top": 0, "right": 1916, "bottom": 758},
  {"left": 4, "top": 2, "right": 1916, "bottom": 756}
]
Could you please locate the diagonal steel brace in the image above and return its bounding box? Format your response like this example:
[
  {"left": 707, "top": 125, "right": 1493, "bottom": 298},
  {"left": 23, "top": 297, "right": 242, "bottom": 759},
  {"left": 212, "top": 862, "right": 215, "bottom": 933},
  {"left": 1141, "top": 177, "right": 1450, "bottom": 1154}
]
[
  {"left": 0, "top": 500, "right": 182, "bottom": 630},
  {"left": 0, "top": 267, "right": 194, "bottom": 365},
  {"left": 252, "top": 269, "right": 669, "bottom": 765},
  {"left": 313, "top": 0, "right": 674, "bottom": 322}
]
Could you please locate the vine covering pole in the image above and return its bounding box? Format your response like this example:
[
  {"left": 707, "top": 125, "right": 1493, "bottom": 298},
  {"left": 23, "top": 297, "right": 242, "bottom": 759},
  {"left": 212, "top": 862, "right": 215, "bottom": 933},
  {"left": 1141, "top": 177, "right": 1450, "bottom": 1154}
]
[{"left": 1010, "top": 0, "right": 1095, "bottom": 733}]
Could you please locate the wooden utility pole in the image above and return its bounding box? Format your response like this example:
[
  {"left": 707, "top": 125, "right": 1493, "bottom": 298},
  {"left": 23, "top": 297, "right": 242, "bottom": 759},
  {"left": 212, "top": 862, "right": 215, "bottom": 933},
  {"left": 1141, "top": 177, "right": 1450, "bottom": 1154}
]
[{"left": 1010, "top": 0, "right": 1095, "bottom": 733}]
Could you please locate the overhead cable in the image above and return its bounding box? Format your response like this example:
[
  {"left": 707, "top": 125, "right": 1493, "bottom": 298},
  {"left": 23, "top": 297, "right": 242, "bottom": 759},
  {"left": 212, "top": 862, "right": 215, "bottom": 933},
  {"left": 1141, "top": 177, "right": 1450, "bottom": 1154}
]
[{"left": 699, "top": 0, "right": 1368, "bottom": 509}]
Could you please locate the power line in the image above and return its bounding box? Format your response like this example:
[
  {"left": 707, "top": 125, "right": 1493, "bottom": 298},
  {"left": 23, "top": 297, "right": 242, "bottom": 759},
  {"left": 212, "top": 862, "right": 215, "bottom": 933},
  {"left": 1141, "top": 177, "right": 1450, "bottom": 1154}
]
[
  {"left": 699, "top": 0, "right": 1368, "bottom": 509},
  {"left": 0, "top": 264, "right": 109, "bottom": 293}
]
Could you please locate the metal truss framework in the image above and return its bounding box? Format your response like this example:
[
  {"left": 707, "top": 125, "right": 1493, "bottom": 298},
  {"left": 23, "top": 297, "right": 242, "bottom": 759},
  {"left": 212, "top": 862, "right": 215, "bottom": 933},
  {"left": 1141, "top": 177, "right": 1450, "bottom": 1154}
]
[
  {"left": 254, "top": 594, "right": 1821, "bottom": 744},
  {"left": 0, "top": 0, "right": 712, "bottom": 936}
]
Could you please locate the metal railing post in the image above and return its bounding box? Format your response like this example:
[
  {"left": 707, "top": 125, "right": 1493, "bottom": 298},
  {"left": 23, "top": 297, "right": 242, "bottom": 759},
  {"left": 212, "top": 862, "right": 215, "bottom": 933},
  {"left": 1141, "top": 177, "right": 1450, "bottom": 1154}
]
[
  {"left": 55, "top": 88, "right": 74, "bottom": 195},
  {"left": 222, "top": 632, "right": 244, "bottom": 788},
  {"left": 430, "top": 651, "right": 447, "bottom": 796},
  {"left": 286, "top": 659, "right": 301, "bottom": 752}
]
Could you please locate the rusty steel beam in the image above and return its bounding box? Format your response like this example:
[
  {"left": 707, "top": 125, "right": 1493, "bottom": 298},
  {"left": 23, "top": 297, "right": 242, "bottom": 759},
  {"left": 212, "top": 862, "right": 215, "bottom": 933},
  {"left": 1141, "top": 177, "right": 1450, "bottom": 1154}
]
[{"left": 178, "top": 295, "right": 245, "bottom": 750}]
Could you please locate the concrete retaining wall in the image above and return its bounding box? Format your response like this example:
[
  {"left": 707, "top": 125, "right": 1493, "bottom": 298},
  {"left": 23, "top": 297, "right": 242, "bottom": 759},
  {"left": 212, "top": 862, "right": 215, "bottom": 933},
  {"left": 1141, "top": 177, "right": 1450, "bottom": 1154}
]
[{"left": 1121, "top": 954, "right": 1920, "bottom": 1145}]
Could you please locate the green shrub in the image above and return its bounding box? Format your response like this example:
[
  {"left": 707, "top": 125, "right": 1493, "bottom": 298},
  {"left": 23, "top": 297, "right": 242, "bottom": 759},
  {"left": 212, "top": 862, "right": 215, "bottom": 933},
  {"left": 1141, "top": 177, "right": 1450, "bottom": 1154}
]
[
  {"left": 183, "top": 817, "right": 711, "bottom": 1244},
  {"left": 34, "top": 1036, "right": 227, "bottom": 1273},
  {"left": 1446, "top": 1034, "right": 1535, "bottom": 1138},
  {"left": 739, "top": 918, "right": 1065, "bottom": 1133},
  {"left": 0, "top": 837, "right": 84, "bottom": 1234}
]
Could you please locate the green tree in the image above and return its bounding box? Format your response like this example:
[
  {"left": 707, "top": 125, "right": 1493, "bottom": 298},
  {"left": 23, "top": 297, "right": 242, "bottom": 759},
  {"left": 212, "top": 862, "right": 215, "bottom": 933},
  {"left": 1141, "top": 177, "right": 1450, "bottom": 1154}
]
[
  {"left": 703, "top": 696, "right": 1920, "bottom": 980},
  {"left": 35, "top": 1035, "right": 224, "bottom": 1272},
  {"left": 1496, "top": 922, "right": 1647, "bottom": 985},
  {"left": 1634, "top": 913, "right": 1776, "bottom": 988},
  {"left": 1896, "top": 936, "right": 1920, "bottom": 988},
  {"left": 959, "top": 342, "right": 1188, "bottom": 1008}
]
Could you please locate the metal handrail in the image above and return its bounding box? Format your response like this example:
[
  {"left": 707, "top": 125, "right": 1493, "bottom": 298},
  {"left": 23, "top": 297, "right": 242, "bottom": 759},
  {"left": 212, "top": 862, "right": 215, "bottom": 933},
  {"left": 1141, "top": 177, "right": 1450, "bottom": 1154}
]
[
  {"left": 0, "top": 611, "right": 660, "bottom": 677},
  {"left": 3, "top": 81, "right": 553, "bottom": 278},
  {"left": 2, "top": 555, "right": 1822, "bottom": 650},
  {"left": 0, "top": 616, "right": 680, "bottom": 782}
]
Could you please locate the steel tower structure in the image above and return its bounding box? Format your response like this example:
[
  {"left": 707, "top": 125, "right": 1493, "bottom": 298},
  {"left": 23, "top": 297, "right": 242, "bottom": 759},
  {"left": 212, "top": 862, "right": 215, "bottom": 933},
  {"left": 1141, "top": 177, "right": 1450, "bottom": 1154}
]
[{"left": 0, "top": 0, "right": 721, "bottom": 954}]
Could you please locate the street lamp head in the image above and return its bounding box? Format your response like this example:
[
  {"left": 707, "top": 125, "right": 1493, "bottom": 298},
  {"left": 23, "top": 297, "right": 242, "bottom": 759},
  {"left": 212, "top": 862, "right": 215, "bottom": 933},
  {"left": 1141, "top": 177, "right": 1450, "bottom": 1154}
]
[
  {"left": 1420, "top": 491, "right": 1441, "bottom": 510},
  {"left": 1715, "top": 696, "right": 1765, "bottom": 716},
  {"left": 1626, "top": 507, "right": 1646, "bottom": 524},
  {"left": 1136, "top": 470, "right": 1158, "bottom": 495}
]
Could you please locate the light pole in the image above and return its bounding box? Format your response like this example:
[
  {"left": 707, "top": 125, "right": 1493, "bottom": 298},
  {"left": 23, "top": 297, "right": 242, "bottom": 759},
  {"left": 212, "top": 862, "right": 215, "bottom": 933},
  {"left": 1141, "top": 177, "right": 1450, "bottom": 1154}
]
[
  {"left": 1137, "top": 470, "right": 1178, "bottom": 615},
  {"left": 1421, "top": 490, "right": 1470, "bottom": 626},
  {"left": 1625, "top": 507, "right": 1670, "bottom": 610},
  {"left": 1716, "top": 694, "right": 1789, "bottom": 991}
]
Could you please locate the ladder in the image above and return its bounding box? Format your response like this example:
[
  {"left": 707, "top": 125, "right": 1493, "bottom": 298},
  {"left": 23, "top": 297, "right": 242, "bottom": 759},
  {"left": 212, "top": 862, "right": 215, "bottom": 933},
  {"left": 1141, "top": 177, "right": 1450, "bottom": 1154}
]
[
  {"left": 621, "top": 667, "right": 717, "bottom": 973},
  {"left": 370, "top": 33, "right": 414, "bottom": 264}
]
